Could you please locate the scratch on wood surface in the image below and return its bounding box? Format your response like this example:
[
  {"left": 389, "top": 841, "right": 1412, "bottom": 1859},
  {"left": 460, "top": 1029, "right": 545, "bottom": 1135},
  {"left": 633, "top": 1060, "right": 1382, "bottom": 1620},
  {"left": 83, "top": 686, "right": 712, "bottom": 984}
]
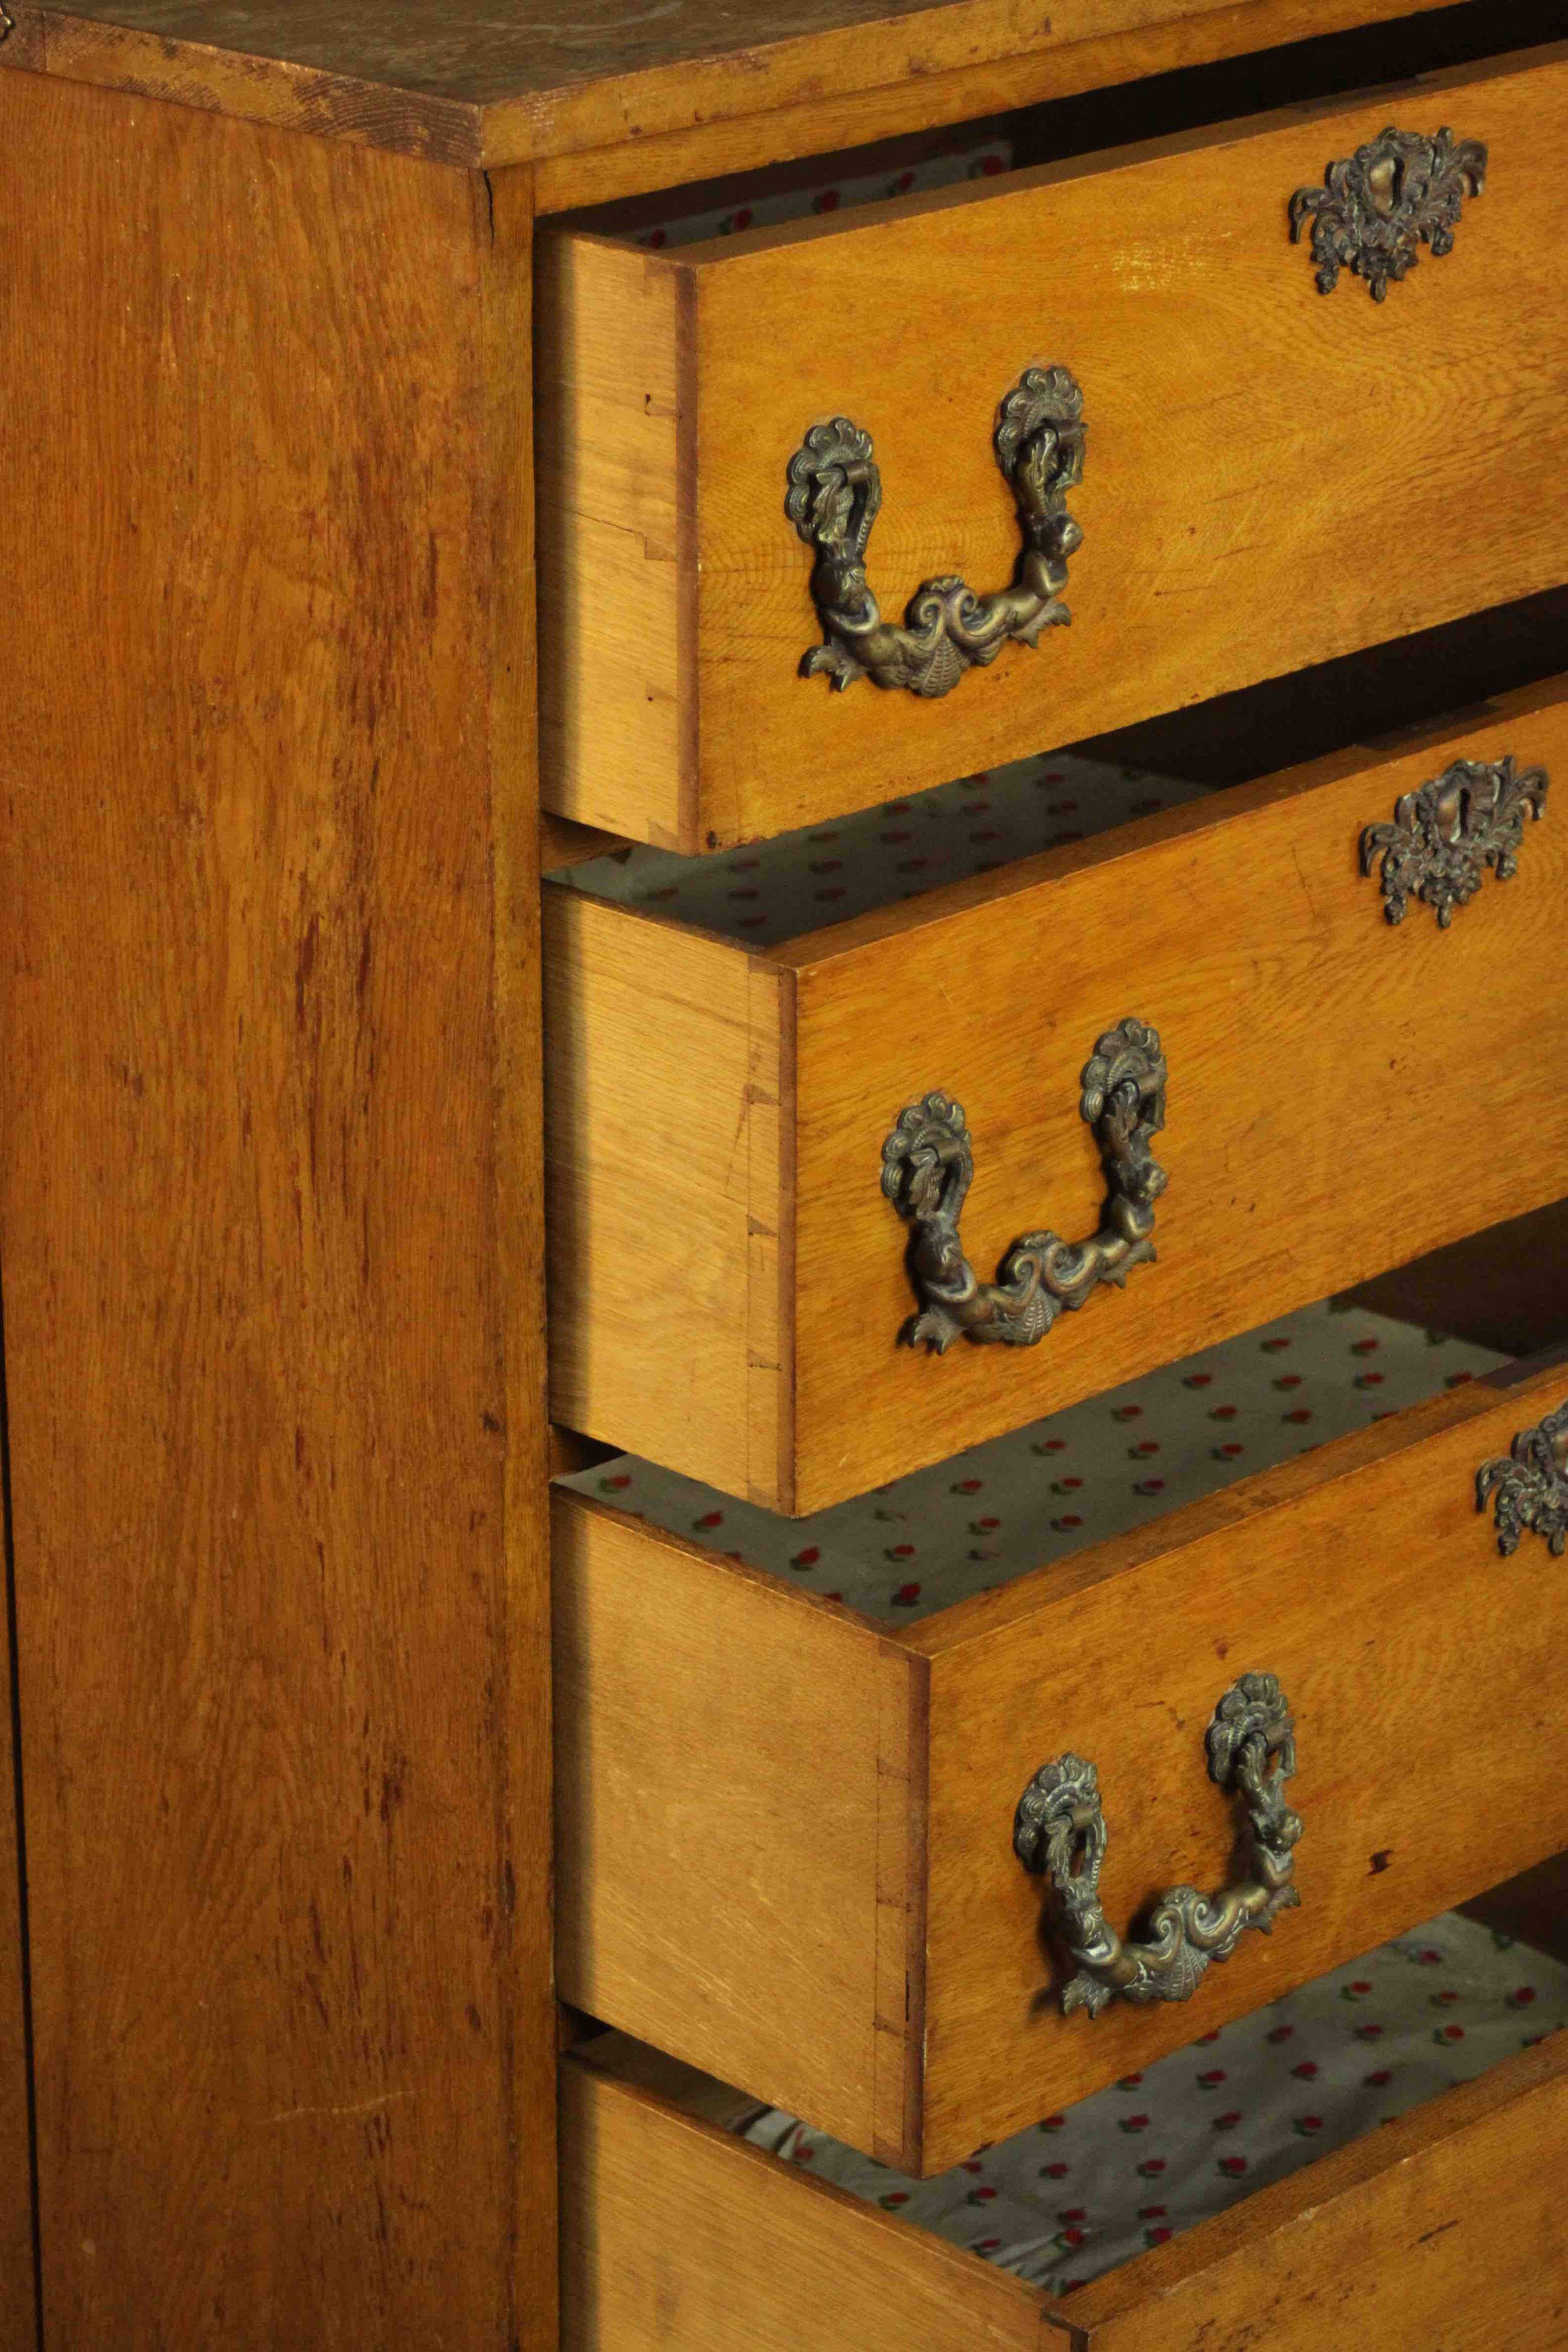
[{"left": 263, "top": 2091, "right": 411, "bottom": 2128}]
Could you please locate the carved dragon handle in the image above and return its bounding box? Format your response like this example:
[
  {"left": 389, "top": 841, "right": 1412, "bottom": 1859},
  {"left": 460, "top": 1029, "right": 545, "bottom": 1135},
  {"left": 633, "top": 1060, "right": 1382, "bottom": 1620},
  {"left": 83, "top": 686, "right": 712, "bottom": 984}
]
[
  {"left": 785, "top": 365, "right": 1085, "bottom": 699},
  {"left": 1014, "top": 1674, "right": 1302, "bottom": 2018},
  {"left": 880, "top": 1017, "right": 1165, "bottom": 1354}
]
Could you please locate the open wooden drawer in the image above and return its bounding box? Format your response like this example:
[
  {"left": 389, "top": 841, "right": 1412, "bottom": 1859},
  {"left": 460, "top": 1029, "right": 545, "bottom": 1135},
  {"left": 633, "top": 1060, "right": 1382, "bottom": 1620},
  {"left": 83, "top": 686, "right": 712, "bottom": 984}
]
[
  {"left": 561, "top": 2009, "right": 1568, "bottom": 2348},
  {"left": 554, "top": 1296, "right": 1568, "bottom": 2178},
  {"left": 545, "top": 680, "right": 1568, "bottom": 1512},
  {"left": 536, "top": 40, "right": 1568, "bottom": 850}
]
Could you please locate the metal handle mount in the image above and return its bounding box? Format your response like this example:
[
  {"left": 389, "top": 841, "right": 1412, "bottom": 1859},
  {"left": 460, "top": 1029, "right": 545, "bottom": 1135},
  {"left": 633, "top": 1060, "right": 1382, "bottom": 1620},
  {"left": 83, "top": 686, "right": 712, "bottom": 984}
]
[
  {"left": 880, "top": 1017, "right": 1165, "bottom": 1355},
  {"left": 1015, "top": 1673, "right": 1302, "bottom": 2018},
  {"left": 786, "top": 365, "right": 1085, "bottom": 699}
]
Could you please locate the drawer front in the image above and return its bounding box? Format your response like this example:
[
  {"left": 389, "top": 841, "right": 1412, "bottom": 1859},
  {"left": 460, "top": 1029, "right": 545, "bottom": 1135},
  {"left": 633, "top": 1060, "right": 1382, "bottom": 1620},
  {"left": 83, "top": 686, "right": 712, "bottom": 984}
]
[
  {"left": 561, "top": 2030, "right": 1568, "bottom": 2350},
  {"left": 538, "top": 44, "right": 1568, "bottom": 852},
  {"left": 547, "top": 682, "right": 1568, "bottom": 1512},
  {"left": 555, "top": 1359, "right": 1568, "bottom": 2175}
]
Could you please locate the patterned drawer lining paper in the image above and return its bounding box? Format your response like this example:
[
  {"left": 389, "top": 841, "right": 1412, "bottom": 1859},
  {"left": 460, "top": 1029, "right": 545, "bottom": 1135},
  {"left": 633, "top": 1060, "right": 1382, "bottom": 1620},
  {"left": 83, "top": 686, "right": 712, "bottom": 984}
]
[
  {"left": 556, "top": 1299, "right": 1507, "bottom": 1624},
  {"left": 632, "top": 135, "right": 1014, "bottom": 250},
  {"left": 551, "top": 750, "right": 1213, "bottom": 949},
  {"left": 734, "top": 1911, "right": 1568, "bottom": 2300}
]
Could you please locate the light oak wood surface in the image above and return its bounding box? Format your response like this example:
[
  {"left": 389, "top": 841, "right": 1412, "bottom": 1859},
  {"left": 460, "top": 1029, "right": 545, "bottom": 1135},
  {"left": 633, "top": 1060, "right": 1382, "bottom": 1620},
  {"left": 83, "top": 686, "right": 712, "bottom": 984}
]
[
  {"left": 555, "top": 1357, "right": 1568, "bottom": 2175},
  {"left": 0, "top": 75, "right": 554, "bottom": 2348},
  {"left": 538, "top": 44, "right": 1568, "bottom": 849},
  {"left": 0, "top": 0, "right": 1477, "bottom": 174},
  {"left": 547, "top": 681, "right": 1568, "bottom": 1511},
  {"left": 0, "top": 1447, "right": 34, "bottom": 2352},
  {"left": 561, "top": 2025, "right": 1568, "bottom": 2349}
]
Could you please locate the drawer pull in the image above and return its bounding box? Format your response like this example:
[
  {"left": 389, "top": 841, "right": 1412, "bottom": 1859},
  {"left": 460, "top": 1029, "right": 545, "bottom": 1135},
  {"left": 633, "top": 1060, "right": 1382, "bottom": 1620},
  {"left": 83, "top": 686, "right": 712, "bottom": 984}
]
[
  {"left": 1290, "top": 126, "right": 1486, "bottom": 300},
  {"left": 1014, "top": 1673, "right": 1301, "bottom": 2018},
  {"left": 881, "top": 1015, "right": 1164, "bottom": 1354},
  {"left": 1360, "top": 754, "right": 1549, "bottom": 927},
  {"left": 1477, "top": 1401, "right": 1568, "bottom": 1557},
  {"left": 786, "top": 364, "right": 1084, "bottom": 698}
]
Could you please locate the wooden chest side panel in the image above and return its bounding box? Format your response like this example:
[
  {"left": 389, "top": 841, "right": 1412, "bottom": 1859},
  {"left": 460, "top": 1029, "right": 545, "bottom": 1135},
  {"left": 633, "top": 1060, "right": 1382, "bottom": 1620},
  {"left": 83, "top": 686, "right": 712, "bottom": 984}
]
[
  {"left": 916, "top": 1370, "right": 1568, "bottom": 2171},
  {"left": 0, "top": 1515, "right": 34, "bottom": 2351},
  {"left": 788, "top": 687, "right": 1568, "bottom": 1507},
  {"left": 685, "top": 48, "right": 1568, "bottom": 845},
  {"left": 553, "top": 1493, "right": 923, "bottom": 2161},
  {"left": 0, "top": 73, "right": 553, "bottom": 2348}
]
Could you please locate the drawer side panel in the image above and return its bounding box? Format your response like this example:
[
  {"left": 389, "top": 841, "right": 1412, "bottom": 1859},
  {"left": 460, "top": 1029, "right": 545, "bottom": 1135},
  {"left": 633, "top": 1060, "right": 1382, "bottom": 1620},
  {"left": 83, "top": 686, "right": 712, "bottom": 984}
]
[
  {"left": 545, "top": 893, "right": 778, "bottom": 1496},
  {"left": 553, "top": 1493, "right": 923, "bottom": 2156}
]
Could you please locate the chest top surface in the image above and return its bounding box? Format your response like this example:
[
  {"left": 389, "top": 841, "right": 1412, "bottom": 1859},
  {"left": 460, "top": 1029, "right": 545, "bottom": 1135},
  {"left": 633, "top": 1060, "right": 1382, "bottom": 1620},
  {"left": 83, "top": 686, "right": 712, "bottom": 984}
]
[{"left": 0, "top": 0, "right": 1469, "bottom": 171}]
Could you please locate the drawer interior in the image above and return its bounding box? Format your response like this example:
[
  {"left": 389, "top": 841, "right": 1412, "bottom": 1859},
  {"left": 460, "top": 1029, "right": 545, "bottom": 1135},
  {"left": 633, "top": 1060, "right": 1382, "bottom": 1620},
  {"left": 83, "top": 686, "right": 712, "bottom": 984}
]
[
  {"left": 726, "top": 1907, "right": 1567, "bottom": 2300},
  {"left": 554, "top": 1292, "right": 1519, "bottom": 1627},
  {"left": 568, "top": 1907, "right": 1568, "bottom": 2346}
]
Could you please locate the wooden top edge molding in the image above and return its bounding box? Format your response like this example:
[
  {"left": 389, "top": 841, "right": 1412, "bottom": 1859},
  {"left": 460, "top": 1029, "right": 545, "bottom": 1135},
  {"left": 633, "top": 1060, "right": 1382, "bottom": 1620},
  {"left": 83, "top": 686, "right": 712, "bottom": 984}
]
[{"left": 0, "top": 0, "right": 1480, "bottom": 171}]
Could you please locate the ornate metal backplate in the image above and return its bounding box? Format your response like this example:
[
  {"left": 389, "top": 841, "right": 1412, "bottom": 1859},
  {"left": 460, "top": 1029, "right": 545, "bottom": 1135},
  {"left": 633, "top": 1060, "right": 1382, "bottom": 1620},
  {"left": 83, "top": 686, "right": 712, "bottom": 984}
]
[
  {"left": 1290, "top": 126, "right": 1487, "bottom": 300},
  {"left": 1360, "top": 755, "right": 1549, "bottom": 928},
  {"left": 1477, "top": 1401, "right": 1568, "bottom": 1557},
  {"left": 786, "top": 365, "right": 1085, "bottom": 697},
  {"left": 880, "top": 1017, "right": 1165, "bottom": 1353},
  {"left": 1014, "top": 1674, "right": 1301, "bottom": 2016}
]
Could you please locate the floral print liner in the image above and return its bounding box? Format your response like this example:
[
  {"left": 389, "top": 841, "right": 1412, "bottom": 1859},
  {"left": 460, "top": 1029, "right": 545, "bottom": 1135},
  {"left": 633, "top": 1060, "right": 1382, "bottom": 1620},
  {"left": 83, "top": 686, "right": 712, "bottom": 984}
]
[
  {"left": 557, "top": 1299, "right": 1507, "bottom": 1625},
  {"left": 735, "top": 1911, "right": 1567, "bottom": 2299},
  {"left": 551, "top": 747, "right": 1215, "bottom": 950}
]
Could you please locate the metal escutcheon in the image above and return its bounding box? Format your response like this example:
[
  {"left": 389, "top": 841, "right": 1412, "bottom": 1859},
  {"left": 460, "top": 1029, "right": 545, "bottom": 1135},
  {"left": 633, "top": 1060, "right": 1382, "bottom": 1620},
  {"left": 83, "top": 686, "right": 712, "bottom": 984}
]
[
  {"left": 880, "top": 1017, "right": 1165, "bottom": 1354},
  {"left": 1015, "top": 1674, "right": 1302, "bottom": 2018},
  {"left": 1477, "top": 1399, "right": 1568, "bottom": 1557},
  {"left": 1360, "top": 754, "right": 1549, "bottom": 927},
  {"left": 1290, "top": 125, "right": 1486, "bottom": 300},
  {"left": 786, "top": 366, "right": 1085, "bottom": 697}
]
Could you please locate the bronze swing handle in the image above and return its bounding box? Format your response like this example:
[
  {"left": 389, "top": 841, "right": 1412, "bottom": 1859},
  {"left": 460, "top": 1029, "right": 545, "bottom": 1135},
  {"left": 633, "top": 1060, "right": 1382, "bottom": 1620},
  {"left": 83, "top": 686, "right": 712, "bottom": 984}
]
[
  {"left": 785, "top": 364, "right": 1085, "bottom": 700},
  {"left": 1015, "top": 1675, "right": 1302, "bottom": 2018},
  {"left": 880, "top": 1017, "right": 1165, "bottom": 1355}
]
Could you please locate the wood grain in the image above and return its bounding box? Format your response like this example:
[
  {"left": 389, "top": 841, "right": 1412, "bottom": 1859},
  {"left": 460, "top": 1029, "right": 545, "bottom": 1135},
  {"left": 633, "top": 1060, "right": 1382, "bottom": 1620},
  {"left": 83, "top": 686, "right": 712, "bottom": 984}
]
[
  {"left": 548, "top": 683, "right": 1568, "bottom": 1510},
  {"left": 787, "top": 684, "right": 1568, "bottom": 1508},
  {"left": 911, "top": 1363, "right": 1568, "bottom": 2169},
  {"left": 538, "top": 46, "right": 1568, "bottom": 848},
  {"left": 543, "top": 891, "right": 790, "bottom": 1503},
  {"left": 534, "top": 238, "right": 692, "bottom": 850},
  {"left": 529, "top": 0, "right": 1502, "bottom": 209},
  {"left": 563, "top": 2027, "right": 1568, "bottom": 2350},
  {"left": 552, "top": 1494, "right": 926, "bottom": 2161},
  {"left": 556, "top": 1361, "right": 1568, "bottom": 2175},
  {"left": 0, "top": 1419, "right": 35, "bottom": 2352},
  {"left": 1057, "top": 2032, "right": 1568, "bottom": 2348},
  {"left": 0, "top": 0, "right": 1476, "bottom": 172},
  {"left": 560, "top": 2038, "right": 1046, "bottom": 2351},
  {"left": 0, "top": 75, "right": 554, "bottom": 2347}
]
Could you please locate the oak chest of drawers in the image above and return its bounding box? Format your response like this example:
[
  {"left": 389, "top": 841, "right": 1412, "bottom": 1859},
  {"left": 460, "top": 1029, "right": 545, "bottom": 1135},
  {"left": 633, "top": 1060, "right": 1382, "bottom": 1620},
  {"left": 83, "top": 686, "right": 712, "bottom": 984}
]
[{"left": 1, "top": 1, "right": 1565, "bottom": 2346}]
